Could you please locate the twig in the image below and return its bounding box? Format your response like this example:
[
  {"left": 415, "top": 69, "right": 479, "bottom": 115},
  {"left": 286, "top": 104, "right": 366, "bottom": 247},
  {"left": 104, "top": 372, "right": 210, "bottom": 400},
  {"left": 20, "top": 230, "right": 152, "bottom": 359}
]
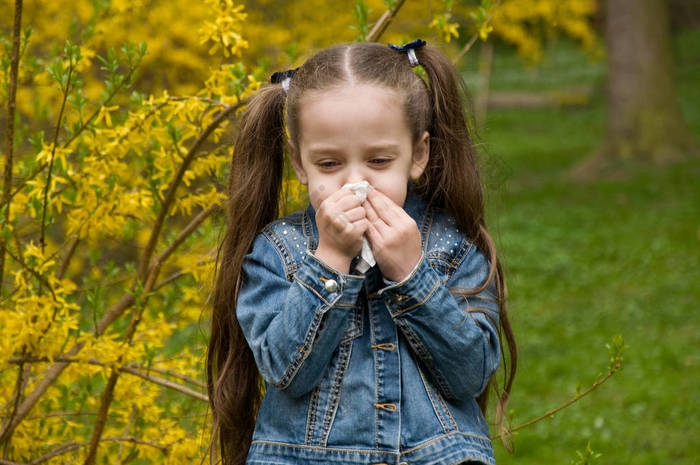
[
  {"left": 40, "top": 58, "right": 74, "bottom": 255},
  {"left": 452, "top": 0, "right": 501, "bottom": 65},
  {"left": 120, "top": 366, "right": 207, "bottom": 402},
  {"left": 491, "top": 361, "right": 621, "bottom": 442},
  {"left": 128, "top": 364, "right": 205, "bottom": 389},
  {"left": 366, "top": 0, "right": 407, "bottom": 42}
]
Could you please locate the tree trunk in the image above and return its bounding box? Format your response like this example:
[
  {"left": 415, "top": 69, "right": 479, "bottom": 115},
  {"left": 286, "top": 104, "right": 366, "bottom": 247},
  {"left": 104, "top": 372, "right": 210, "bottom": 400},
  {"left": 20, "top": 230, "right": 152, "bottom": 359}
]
[{"left": 572, "top": 0, "right": 697, "bottom": 179}]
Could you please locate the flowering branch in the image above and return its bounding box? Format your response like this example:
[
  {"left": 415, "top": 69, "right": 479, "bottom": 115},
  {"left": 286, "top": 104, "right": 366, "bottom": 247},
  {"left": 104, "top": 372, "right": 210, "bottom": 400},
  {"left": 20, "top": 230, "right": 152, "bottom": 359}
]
[{"left": 452, "top": 0, "right": 501, "bottom": 65}]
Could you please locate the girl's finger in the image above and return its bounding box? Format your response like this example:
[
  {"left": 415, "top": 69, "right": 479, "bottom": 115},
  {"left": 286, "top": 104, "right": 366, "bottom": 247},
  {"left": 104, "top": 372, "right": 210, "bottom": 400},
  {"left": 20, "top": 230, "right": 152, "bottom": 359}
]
[
  {"left": 364, "top": 199, "right": 389, "bottom": 236},
  {"left": 342, "top": 206, "right": 366, "bottom": 222},
  {"left": 365, "top": 218, "right": 382, "bottom": 246},
  {"left": 366, "top": 188, "right": 402, "bottom": 226}
]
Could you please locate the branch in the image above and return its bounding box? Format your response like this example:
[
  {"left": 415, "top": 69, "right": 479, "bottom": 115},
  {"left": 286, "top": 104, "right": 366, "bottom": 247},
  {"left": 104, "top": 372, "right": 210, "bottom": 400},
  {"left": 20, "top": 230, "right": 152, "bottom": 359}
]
[
  {"left": 6, "top": 356, "right": 207, "bottom": 402},
  {"left": 0, "top": 436, "right": 168, "bottom": 465},
  {"left": 148, "top": 204, "right": 219, "bottom": 277},
  {"left": 366, "top": 0, "right": 407, "bottom": 42},
  {"left": 136, "top": 98, "right": 246, "bottom": 281},
  {"left": 1, "top": 0, "right": 24, "bottom": 295},
  {"left": 0, "top": 95, "right": 245, "bottom": 448},
  {"left": 84, "top": 257, "right": 163, "bottom": 465}
]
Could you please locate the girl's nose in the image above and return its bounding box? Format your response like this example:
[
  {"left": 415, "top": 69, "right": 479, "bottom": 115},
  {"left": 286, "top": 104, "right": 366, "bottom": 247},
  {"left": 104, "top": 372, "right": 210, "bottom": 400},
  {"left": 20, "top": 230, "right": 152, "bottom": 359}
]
[{"left": 345, "top": 166, "right": 366, "bottom": 185}]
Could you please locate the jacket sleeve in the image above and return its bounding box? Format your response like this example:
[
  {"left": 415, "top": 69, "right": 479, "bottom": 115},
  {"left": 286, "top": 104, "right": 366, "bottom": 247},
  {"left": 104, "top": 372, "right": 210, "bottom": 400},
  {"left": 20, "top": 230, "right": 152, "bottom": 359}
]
[
  {"left": 376, "top": 243, "right": 501, "bottom": 400},
  {"left": 236, "top": 231, "right": 365, "bottom": 398}
]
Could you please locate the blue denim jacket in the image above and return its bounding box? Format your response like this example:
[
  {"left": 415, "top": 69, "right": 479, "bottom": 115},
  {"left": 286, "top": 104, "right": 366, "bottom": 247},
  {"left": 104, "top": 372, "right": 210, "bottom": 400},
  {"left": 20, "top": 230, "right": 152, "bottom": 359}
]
[{"left": 237, "top": 183, "right": 501, "bottom": 465}]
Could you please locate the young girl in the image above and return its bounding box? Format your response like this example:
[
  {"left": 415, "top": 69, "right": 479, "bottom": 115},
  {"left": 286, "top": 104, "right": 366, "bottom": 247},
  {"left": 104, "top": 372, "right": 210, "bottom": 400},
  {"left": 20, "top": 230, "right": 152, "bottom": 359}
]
[{"left": 208, "top": 40, "right": 516, "bottom": 465}]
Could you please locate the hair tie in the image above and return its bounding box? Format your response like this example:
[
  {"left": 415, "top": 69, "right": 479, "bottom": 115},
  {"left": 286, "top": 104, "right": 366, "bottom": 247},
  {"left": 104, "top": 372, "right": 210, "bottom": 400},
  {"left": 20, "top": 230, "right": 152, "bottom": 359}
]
[
  {"left": 270, "top": 67, "right": 298, "bottom": 93},
  {"left": 387, "top": 39, "right": 426, "bottom": 67}
]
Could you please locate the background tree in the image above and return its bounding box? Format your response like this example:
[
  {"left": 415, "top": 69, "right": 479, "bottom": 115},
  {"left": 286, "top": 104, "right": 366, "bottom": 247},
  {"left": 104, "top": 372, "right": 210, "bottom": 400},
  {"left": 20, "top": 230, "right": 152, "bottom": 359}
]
[{"left": 573, "top": 0, "right": 697, "bottom": 178}]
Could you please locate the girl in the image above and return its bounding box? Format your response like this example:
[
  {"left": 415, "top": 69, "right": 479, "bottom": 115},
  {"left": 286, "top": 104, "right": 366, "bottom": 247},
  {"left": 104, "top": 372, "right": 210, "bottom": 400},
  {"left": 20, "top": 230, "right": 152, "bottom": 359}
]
[{"left": 208, "top": 40, "right": 516, "bottom": 465}]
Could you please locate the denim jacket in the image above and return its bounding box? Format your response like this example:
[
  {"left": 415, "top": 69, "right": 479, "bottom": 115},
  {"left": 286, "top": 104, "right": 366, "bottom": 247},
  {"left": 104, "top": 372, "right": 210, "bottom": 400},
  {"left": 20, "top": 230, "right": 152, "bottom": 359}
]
[{"left": 237, "top": 183, "right": 501, "bottom": 465}]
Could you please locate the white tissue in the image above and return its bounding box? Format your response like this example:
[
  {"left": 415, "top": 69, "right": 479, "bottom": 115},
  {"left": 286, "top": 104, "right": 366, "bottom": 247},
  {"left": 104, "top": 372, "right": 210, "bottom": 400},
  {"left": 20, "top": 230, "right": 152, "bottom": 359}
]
[{"left": 342, "top": 181, "right": 376, "bottom": 274}]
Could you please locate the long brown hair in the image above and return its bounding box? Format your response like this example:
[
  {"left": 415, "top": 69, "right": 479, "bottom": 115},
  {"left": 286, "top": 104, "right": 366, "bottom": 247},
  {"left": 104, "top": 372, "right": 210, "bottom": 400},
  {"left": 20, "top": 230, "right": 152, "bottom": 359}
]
[{"left": 207, "top": 42, "right": 516, "bottom": 465}]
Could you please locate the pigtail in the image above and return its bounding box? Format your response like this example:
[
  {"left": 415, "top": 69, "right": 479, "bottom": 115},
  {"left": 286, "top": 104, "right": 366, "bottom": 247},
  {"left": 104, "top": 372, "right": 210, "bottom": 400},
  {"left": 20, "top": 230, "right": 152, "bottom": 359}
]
[
  {"left": 207, "top": 84, "right": 287, "bottom": 465},
  {"left": 413, "top": 46, "right": 484, "bottom": 239},
  {"left": 416, "top": 45, "right": 517, "bottom": 447}
]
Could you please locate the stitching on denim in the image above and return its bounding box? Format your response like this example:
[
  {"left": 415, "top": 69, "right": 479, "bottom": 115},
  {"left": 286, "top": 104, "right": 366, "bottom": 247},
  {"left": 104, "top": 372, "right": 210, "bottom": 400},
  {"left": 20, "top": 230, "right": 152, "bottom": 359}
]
[
  {"left": 293, "top": 276, "right": 331, "bottom": 306},
  {"left": 339, "top": 306, "right": 363, "bottom": 342},
  {"left": 431, "top": 373, "right": 458, "bottom": 430},
  {"left": 389, "top": 277, "right": 441, "bottom": 316},
  {"left": 263, "top": 228, "right": 295, "bottom": 281},
  {"left": 276, "top": 304, "right": 326, "bottom": 389},
  {"left": 397, "top": 321, "right": 456, "bottom": 399},
  {"left": 250, "top": 439, "right": 396, "bottom": 455},
  {"left": 319, "top": 339, "right": 354, "bottom": 446},
  {"left": 250, "top": 431, "right": 492, "bottom": 455},
  {"left": 398, "top": 430, "right": 492, "bottom": 454},
  {"left": 302, "top": 208, "right": 317, "bottom": 251},
  {"left": 304, "top": 385, "right": 320, "bottom": 445},
  {"left": 368, "top": 300, "right": 381, "bottom": 449},
  {"left": 421, "top": 206, "right": 433, "bottom": 251},
  {"left": 414, "top": 358, "right": 450, "bottom": 432}
]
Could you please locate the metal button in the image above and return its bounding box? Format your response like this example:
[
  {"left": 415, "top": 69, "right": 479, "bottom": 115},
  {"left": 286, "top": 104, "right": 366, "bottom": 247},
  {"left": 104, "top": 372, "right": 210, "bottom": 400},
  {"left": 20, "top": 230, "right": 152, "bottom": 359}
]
[
  {"left": 324, "top": 279, "right": 338, "bottom": 292},
  {"left": 399, "top": 462, "right": 409, "bottom": 465}
]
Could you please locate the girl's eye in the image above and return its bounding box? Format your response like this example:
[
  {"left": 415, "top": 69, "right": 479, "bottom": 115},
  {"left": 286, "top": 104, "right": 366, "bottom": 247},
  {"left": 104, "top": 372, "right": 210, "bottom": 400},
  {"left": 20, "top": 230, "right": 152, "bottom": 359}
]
[
  {"left": 370, "top": 158, "right": 390, "bottom": 165},
  {"left": 318, "top": 161, "right": 339, "bottom": 168}
]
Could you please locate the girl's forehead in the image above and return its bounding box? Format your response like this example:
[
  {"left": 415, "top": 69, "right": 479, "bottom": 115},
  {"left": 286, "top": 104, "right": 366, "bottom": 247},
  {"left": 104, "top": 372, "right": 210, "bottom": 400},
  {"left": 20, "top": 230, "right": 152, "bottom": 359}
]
[
  {"left": 299, "top": 83, "right": 402, "bottom": 106},
  {"left": 298, "top": 86, "right": 408, "bottom": 139}
]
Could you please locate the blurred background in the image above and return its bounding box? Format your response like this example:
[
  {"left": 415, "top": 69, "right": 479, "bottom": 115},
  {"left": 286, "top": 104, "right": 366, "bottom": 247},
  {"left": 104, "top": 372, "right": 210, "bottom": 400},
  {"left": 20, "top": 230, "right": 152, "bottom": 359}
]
[{"left": 0, "top": 0, "right": 697, "bottom": 463}]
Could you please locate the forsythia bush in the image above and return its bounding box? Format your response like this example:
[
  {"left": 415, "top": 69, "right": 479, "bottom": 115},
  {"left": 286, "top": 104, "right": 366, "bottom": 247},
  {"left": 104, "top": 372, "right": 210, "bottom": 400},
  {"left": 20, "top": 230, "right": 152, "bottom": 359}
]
[{"left": 0, "top": 0, "right": 599, "bottom": 463}]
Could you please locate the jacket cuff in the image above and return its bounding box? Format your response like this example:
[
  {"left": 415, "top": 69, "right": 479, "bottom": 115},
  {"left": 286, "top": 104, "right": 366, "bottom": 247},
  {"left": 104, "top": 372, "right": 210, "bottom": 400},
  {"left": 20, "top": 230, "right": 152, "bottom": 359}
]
[
  {"left": 294, "top": 249, "right": 365, "bottom": 309},
  {"left": 376, "top": 251, "right": 442, "bottom": 316}
]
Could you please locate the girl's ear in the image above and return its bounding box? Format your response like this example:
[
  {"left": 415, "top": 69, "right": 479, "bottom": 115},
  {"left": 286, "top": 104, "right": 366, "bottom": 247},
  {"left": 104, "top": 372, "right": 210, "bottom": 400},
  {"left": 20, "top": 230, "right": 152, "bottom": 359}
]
[
  {"left": 288, "top": 140, "right": 308, "bottom": 185},
  {"left": 409, "top": 131, "right": 430, "bottom": 180}
]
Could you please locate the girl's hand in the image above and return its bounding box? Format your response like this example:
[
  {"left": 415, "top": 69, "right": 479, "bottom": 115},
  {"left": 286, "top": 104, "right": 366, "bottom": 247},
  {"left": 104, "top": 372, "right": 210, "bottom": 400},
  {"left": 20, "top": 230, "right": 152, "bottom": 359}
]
[
  {"left": 364, "top": 188, "right": 422, "bottom": 282},
  {"left": 314, "top": 187, "right": 369, "bottom": 274}
]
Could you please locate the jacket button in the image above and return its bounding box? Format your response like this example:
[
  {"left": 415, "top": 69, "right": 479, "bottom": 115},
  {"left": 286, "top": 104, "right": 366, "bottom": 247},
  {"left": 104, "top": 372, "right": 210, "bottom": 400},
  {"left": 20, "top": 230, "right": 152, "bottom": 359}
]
[
  {"left": 324, "top": 279, "right": 338, "bottom": 292},
  {"left": 399, "top": 462, "right": 409, "bottom": 465}
]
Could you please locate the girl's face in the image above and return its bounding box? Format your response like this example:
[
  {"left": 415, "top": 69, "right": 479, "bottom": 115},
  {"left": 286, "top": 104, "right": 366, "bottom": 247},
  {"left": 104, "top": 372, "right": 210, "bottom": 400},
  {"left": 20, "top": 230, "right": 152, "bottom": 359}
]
[{"left": 290, "top": 84, "right": 429, "bottom": 211}]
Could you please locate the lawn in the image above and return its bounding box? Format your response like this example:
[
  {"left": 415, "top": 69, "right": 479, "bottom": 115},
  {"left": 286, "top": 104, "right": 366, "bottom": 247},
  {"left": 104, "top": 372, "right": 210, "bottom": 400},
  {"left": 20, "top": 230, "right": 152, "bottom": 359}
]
[{"left": 462, "top": 28, "right": 700, "bottom": 464}]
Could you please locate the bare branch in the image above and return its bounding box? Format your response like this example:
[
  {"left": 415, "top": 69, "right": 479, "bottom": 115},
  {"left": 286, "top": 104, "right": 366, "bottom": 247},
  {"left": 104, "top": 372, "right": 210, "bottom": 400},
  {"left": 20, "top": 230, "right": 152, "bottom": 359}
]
[
  {"left": 0, "top": 0, "right": 24, "bottom": 297},
  {"left": 120, "top": 366, "right": 207, "bottom": 402},
  {"left": 0, "top": 436, "right": 168, "bottom": 465},
  {"left": 491, "top": 361, "right": 622, "bottom": 442},
  {"left": 7, "top": 356, "right": 208, "bottom": 401}
]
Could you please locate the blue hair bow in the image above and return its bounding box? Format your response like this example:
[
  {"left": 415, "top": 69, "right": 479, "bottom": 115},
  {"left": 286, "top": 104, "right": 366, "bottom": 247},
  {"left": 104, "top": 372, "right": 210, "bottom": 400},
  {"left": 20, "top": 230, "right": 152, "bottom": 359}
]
[
  {"left": 387, "top": 39, "right": 427, "bottom": 52},
  {"left": 270, "top": 67, "right": 299, "bottom": 84}
]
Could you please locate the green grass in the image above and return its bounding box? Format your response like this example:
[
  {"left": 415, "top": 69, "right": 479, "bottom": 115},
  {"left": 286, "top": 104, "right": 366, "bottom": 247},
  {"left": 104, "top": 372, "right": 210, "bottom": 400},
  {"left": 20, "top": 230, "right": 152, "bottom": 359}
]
[{"left": 464, "top": 29, "right": 700, "bottom": 464}]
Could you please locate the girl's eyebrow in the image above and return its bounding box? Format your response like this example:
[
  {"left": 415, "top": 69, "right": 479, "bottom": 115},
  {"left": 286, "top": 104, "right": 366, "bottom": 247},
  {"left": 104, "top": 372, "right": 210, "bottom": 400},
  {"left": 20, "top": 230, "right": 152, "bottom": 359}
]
[{"left": 308, "top": 143, "right": 401, "bottom": 155}]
